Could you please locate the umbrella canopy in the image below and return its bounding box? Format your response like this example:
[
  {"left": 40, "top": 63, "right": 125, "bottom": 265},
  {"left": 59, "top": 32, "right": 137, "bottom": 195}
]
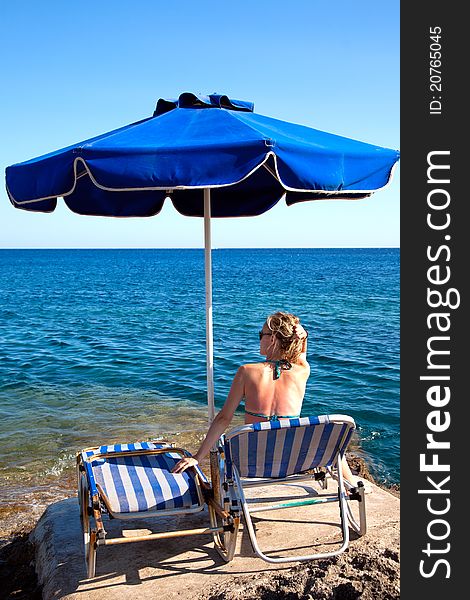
[
  {"left": 5, "top": 92, "right": 400, "bottom": 423},
  {"left": 6, "top": 92, "right": 399, "bottom": 215}
]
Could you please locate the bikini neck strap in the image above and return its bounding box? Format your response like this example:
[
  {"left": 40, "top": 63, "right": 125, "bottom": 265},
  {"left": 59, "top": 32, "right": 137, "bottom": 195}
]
[{"left": 265, "top": 359, "right": 292, "bottom": 380}]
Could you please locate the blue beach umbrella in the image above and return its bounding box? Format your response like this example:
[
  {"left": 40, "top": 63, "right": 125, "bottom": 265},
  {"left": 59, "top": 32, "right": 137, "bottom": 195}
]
[{"left": 5, "top": 92, "right": 400, "bottom": 424}]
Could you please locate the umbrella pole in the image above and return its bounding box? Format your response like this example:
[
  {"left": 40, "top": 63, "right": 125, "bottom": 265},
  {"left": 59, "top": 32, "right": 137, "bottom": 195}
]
[
  {"left": 205, "top": 188, "right": 221, "bottom": 495},
  {"left": 204, "top": 188, "right": 215, "bottom": 425}
]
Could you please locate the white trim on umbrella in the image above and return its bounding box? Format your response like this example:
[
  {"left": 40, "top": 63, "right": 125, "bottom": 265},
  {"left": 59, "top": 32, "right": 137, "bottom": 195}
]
[{"left": 6, "top": 152, "right": 398, "bottom": 208}]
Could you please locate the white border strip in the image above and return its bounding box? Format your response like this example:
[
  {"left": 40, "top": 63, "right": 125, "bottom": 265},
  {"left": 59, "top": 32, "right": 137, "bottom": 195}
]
[{"left": 7, "top": 153, "right": 398, "bottom": 207}]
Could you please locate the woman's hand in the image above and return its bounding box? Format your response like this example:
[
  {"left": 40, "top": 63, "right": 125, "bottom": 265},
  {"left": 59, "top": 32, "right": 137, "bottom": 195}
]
[
  {"left": 293, "top": 324, "right": 308, "bottom": 340},
  {"left": 171, "top": 456, "right": 199, "bottom": 474}
]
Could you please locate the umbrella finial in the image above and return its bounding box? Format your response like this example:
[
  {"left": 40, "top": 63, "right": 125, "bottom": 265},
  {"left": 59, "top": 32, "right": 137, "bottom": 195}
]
[{"left": 154, "top": 93, "right": 254, "bottom": 116}]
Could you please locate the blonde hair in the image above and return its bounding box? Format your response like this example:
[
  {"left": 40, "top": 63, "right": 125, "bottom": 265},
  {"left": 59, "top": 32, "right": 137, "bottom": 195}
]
[{"left": 265, "top": 311, "right": 304, "bottom": 363}]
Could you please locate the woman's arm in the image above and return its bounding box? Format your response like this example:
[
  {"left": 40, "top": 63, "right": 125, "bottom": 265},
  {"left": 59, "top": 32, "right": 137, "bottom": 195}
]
[
  {"left": 294, "top": 324, "right": 309, "bottom": 365},
  {"left": 172, "top": 366, "right": 246, "bottom": 473}
]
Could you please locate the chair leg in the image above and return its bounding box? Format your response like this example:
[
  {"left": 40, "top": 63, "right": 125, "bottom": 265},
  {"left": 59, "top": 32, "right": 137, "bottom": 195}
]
[
  {"left": 336, "top": 458, "right": 351, "bottom": 550},
  {"left": 208, "top": 501, "right": 239, "bottom": 562},
  {"left": 87, "top": 530, "right": 97, "bottom": 579},
  {"left": 346, "top": 483, "right": 367, "bottom": 536},
  {"left": 357, "top": 484, "right": 367, "bottom": 535},
  {"left": 208, "top": 474, "right": 240, "bottom": 562},
  {"left": 78, "top": 473, "right": 93, "bottom": 574},
  {"left": 327, "top": 464, "right": 367, "bottom": 537},
  {"left": 233, "top": 467, "right": 351, "bottom": 564}
]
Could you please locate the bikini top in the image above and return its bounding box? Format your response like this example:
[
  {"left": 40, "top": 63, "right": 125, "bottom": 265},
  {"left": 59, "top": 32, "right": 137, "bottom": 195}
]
[{"left": 244, "top": 409, "right": 301, "bottom": 421}]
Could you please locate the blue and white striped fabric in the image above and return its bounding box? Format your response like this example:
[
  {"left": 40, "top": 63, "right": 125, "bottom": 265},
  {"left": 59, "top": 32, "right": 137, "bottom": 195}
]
[
  {"left": 224, "top": 415, "right": 355, "bottom": 479},
  {"left": 81, "top": 441, "right": 201, "bottom": 515}
]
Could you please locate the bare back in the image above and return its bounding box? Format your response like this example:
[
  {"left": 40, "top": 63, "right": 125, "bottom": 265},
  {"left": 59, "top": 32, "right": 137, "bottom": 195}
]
[{"left": 242, "top": 360, "right": 310, "bottom": 423}]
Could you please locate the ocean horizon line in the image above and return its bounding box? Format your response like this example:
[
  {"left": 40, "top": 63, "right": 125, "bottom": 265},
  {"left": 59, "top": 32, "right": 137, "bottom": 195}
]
[{"left": 1, "top": 246, "right": 400, "bottom": 251}]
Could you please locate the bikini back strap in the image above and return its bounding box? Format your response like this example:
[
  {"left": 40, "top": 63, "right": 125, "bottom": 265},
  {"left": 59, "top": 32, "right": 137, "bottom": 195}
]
[{"left": 245, "top": 409, "right": 301, "bottom": 420}]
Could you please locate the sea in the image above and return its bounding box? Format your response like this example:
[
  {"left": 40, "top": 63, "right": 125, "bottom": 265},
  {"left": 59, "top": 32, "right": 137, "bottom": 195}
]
[{"left": 0, "top": 248, "right": 399, "bottom": 537}]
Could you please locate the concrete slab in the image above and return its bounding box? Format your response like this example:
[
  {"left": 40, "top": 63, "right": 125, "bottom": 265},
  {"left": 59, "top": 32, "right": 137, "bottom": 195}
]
[{"left": 32, "top": 478, "right": 399, "bottom": 600}]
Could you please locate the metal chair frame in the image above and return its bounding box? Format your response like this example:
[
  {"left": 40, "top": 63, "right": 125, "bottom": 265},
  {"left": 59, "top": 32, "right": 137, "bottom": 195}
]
[
  {"left": 76, "top": 442, "right": 236, "bottom": 578},
  {"left": 217, "top": 415, "right": 367, "bottom": 565}
]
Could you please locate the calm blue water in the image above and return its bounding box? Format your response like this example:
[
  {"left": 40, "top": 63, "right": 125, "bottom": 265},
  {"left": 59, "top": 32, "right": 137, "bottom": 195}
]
[{"left": 0, "top": 248, "right": 399, "bottom": 528}]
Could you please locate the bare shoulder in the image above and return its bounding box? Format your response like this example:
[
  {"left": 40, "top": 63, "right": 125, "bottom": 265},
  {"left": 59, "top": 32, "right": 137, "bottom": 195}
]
[
  {"left": 233, "top": 363, "right": 256, "bottom": 378},
  {"left": 240, "top": 362, "right": 264, "bottom": 372},
  {"left": 295, "top": 358, "right": 310, "bottom": 375},
  {"left": 239, "top": 362, "right": 265, "bottom": 378}
]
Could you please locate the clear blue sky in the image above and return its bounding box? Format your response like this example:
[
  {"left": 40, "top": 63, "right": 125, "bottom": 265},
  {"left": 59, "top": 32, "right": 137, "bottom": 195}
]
[{"left": 0, "top": 1, "right": 399, "bottom": 248}]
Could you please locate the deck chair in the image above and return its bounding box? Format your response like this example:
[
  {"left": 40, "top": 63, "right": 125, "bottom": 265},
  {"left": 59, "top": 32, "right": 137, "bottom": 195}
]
[
  {"left": 217, "top": 415, "right": 367, "bottom": 564},
  {"left": 76, "top": 441, "right": 237, "bottom": 578}
]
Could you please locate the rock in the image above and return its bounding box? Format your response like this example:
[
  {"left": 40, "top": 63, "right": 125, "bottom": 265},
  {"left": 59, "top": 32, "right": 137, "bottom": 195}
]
[
  {"left": 198, "top": 537, "right": 400, "bottom": 600},
  {"left": 0, "top": 529, "right": 42, "bottom": 600}
]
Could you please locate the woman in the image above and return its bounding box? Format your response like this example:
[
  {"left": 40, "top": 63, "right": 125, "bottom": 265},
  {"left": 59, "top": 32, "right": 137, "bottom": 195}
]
[{"left": 172, "top": 311, "right": 361, "bottom": 487}]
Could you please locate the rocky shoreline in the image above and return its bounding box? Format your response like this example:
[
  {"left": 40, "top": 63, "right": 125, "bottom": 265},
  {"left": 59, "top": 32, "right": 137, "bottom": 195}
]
[
  {"left": 1, "top": 526, "right": 43, "bottom": 600},
  {"left": 0, "top": 455, "right": 399, "bottom": 599},
  {"left": 199, "top": 538, "right": 400, "bottom": 600}
]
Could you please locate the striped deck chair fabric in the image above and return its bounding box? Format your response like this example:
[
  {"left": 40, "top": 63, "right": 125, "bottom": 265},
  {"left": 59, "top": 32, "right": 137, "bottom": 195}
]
[
  {"left": 224, "top": 415, "right": 355, "bottom": 479},
  {"left": 219, "top": 415, "right": 365, "bottom": 565},
  {"left": 81, "top": 441, "right": 202, "bottom": 515}
]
